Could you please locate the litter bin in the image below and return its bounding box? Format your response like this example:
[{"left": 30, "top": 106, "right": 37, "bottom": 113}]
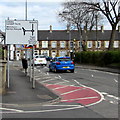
[{"left": 22, "top": 58, "right": 28, "bottom": 74}]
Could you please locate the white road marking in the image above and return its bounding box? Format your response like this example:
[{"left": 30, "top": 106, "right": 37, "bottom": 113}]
[
  {"left": 40, "top": 79, "right": 56, "bottom": 83},
  {"left": 55, "top": 81, "right": 69, "bottom": 84},
  {"left": 114, "top": 79, "right": 118, "bottom": 82},
  {"left": 46, "top": 72, "right": 49, "bottom": 75},
  {"left": 0, "top": 108, "right": 23, "bottom": 112},
  {"left": 61, "top": 88, "right": 86, "bottom": 95},
  {"left": 58, "top": 75, "right": 61, "bottom": 78},
  {"left": 52, "top": 86, "right": 69, "bottom": 90},
  {"left": 101, "top": 92, "right": 108, "bottom": 95},
  {"left": 73, "top": 79, "right": 86, "bottom": 87},
  {"left": 61, "top": 96, "right": 99, "bottom": 102},
  {"left": 36, "top": 77, "right": 51, "bottom": 80},
  {"left": 91, "top": 74, "right": 94, "bottom": 77},
  {"left": 43, "top": 104, "right": 80, "bottom": 106},
  {"left": 72, "top": 79, "right": 104, "bottom": 103},
  {"left": 87, "top": 69, "right": 118, "bottom": 76}
]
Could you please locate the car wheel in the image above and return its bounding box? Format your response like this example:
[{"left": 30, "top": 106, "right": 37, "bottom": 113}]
[
  {"left": 71, "top": 69, "right": 74, "bottom": 73},
  {"left": 54, "top": 67, "right": 58, "bottom": 73}
]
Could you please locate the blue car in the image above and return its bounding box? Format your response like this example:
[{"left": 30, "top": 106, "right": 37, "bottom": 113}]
[{"left": 49, "top": 57, "right": 75, "bottom": 73}]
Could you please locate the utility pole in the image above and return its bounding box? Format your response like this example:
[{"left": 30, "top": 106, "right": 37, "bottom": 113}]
[{"left": 95, "top": 14, "right": 98, "bottom": 51}]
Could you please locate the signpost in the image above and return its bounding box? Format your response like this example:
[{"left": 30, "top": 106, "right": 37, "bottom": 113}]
[
  {"left": 5, "top": 19, "right": 38, "bottom": 88},
  {"left": 5, "top": 20, "right": 38, "bottom": 45}
]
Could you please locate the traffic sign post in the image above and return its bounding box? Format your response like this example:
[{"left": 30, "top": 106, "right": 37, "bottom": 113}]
[
  {"left": 5, "top": 19, "right": 38, "bottom": 89},
  {"left": 5, "top": 20, "right": 38, "bottom": 45}
]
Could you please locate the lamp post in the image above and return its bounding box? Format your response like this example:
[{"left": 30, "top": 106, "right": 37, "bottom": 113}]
[
  {"left": 73, "top": 39, "right": 76, "bottom": 61},
  {"left": 95, "top": 14, "right": 98, "bottom": 51}
]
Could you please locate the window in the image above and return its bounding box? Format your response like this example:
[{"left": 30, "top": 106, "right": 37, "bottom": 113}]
[
  {"left": 70, "top": 42, "right": 73, "bottom": 48},
  {"left": 42, "top": 41, "right": 48, "bottom": 48},
  {"left": 87, "top": 41, "right": 92, "bottom": 48},
  {"left": 96, "top": 41, "right": 101, "bottom": 48},
  {"left": 59, "top": 51, "right": 67, "bottom": 57},
  {"left": 51, "top": 41, "right": 57, "bottom": 48},
  {"left": 114, "top": 41, "right": 119, "bottom": 48},
  {"left": 60, "top": 41, "right": 65, "bottom": 48},
  {"left": 79, "top": 41, "right": 82, "bottom": 47},
  {"left": 104, "top": 41, "right": 109, "bottom": 48},
  {"left": 41, "top": 50, "right": 49, "bottom": 56}
]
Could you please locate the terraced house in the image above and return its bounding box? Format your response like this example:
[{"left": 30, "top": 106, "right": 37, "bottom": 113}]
[{"left": 37, "top": 25, "right": 120, "bottom": 58}]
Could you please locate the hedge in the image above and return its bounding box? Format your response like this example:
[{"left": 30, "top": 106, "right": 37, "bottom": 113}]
[{"left": 74, "top": 50, "right": 120, "bottom": 67}]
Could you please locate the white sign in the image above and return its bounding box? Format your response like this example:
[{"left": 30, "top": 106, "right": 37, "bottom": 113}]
[{"left": 5, "top": 20, "right": 38, "bottom": 44}]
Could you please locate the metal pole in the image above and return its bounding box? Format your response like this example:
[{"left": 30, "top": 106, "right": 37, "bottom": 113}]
[
  {"left": 7, "top": 45, "right": 10, "bottom": 88},
  {"left": 29, "top": 50, "right": 32, "bottom": 82},
  {"left": 25, "top": 0, "right": 27, "bottom": 21},
  {"left": 32, "top": 45, "right": 35, "bottom": 88},
  {"left": 95, "top": 15, "right": 98, "bottom": 51}
]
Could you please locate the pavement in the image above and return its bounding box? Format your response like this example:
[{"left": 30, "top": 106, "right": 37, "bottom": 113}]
[
  {"left": 2, "top": 62, "right": 59, "bottom": 105},
  {"left": 2, "top": 61, "right": 119, "bottom": 105}
]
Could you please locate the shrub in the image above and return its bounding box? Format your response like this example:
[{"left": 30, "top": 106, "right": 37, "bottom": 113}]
[{"left": 75, "top": 50, "right": 120, "bottom": 67}]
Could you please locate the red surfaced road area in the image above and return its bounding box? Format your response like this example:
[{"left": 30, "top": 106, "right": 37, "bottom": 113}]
[{"left": 44, "top": 84, "right": 102, "bottom": 106}]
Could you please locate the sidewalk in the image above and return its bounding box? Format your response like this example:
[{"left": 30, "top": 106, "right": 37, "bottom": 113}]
[
  {"left": 76, "top": 64, "right": 120, "bottom": 74},
  {"left": 2, "top": 63, "right": 59, "bottom": 105}
]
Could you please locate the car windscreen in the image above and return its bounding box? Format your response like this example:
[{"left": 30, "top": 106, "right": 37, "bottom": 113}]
[{"left": 58, "top": 58, "right": 71, "bottom": 61}]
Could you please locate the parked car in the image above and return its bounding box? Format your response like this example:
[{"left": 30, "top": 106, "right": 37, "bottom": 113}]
[
  {"left": 45, "top": 56, "right": 52, "bottom": 61},
  {"left": 33, "top": 55, "right": 47, "bottom": 66},
  {"left": 49, "top": 57, "right": 75, "bottom": 73}
]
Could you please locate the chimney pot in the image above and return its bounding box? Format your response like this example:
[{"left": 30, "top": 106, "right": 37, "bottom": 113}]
[
  {"left": 50, "top": 25, "right": 52, "bottom": 33},
  {"left": 101, "top": 26, "right": 104, "bottom": 33}
]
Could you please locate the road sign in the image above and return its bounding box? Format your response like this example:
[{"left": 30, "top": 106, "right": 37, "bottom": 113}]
[{"left": 5, "top": 20, "right": 38, "bottom": 45}]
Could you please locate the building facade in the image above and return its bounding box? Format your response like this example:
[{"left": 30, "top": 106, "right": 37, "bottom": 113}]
[{"left": 37, "top": 26, "right": 120, "bottom": 58}]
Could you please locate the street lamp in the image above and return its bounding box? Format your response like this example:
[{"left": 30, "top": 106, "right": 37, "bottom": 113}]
[{"left": 73, "top": 39, "right": 76, "bottom": 61}]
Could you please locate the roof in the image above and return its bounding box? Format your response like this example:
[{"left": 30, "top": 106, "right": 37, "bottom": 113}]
[{"left": 38, "top": 30, "right": 120, "bottom": 41}]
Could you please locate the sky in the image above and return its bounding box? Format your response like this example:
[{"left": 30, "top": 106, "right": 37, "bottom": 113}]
[{"left": 0, "top": 0, "right": 112, "bottom": 32}]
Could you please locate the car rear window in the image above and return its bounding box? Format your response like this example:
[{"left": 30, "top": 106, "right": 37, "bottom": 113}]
[
  {"left": 35, "top": 55, "right": 46, "bottom": 58},
  {"left": 58, "top": 58, "right": 71, "bottom": 61}
]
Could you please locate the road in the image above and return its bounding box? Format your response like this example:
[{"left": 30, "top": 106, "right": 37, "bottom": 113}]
[{"left": 2, "top": 63, "right": 119, "bottom": 119}]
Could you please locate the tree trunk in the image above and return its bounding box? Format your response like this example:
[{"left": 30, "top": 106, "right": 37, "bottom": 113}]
[{"left": 108, "top": 26, "right": 116, "bottom": 50}]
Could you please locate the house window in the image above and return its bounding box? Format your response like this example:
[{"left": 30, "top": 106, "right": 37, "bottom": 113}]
[
  {"left": 113, "top": 41, "right": 119, "bottom": 48},
  {"left": 87, "top": 41, "right": 92, "bottom": 48},
  {"left": 60, "top": 41, "right": 65, "bottom": 48},
  {"left": 70, "top": 42, "right": 73, "bottom": 48},
  {"left": 59, "top": 51, "right": 67, "bottom": 57},
  {"left": 42, "top": 41, "right": 48, "bottom": 48},
  {"left": 104, "top": 41, "right": 109, "bottom": 48},
  {"left": 79, "top": 41, "right": 82, "bottom": 47},
  {"left": 96, "top": 41, "right": 101, "bottom": 48},
  {"left": 51, "top": 41, "right": 57, "bottom": 48},
  {"left": 41, "top": 50, "right": 49, "bottom": 56}
]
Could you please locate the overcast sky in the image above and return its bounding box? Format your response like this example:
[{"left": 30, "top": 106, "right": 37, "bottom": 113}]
[{"left": 0, "top": 0, "right": 112, "bottom": 32}]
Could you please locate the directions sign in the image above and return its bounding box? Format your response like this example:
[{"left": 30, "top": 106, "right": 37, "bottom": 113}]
[{"left": 5, "top": 20, "right": 38, "bottom": 44}]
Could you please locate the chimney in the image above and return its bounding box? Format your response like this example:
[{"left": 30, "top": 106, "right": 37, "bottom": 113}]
[
  {"left": 50, "top": 25, "right": 52, "bottom": 33},
  {"left": 101, "top": 26, "right": 104, "bottom": 33},
  {"left": 118, "top": 26, "right": 120, "bottom": 32},
  {"left": 66, "top": 24, "right": 70, "bottom": 33},
  {"left": 84, "top": 26, "right": 87, "bottom": 33}
]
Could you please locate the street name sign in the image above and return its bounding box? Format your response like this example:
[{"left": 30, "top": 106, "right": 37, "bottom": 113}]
[{"left": 5, "top": 20, "right": 38, "bottom": 45}]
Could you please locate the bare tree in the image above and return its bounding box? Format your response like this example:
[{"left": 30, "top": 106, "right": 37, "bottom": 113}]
[
  {"left": 81, "top": 0, "right": 120, "bottom": 50},
  {"left": 58, "top": 1, "right": 102, "bottom": 51}
]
